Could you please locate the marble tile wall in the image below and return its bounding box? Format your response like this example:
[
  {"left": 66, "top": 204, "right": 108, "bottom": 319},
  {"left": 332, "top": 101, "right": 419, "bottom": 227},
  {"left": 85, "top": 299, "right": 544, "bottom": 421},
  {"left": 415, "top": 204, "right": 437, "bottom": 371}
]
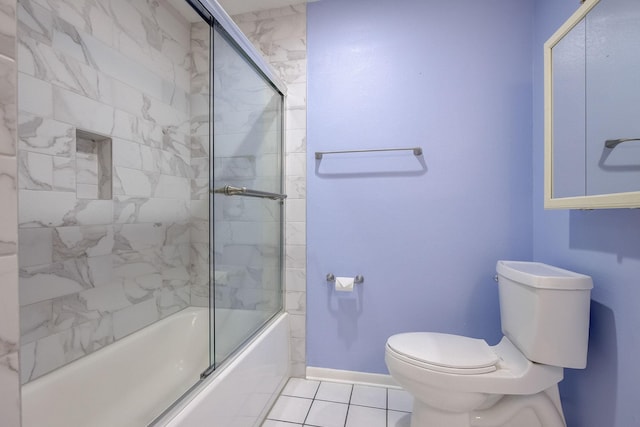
[
  {"left": 16, "top": 0, "right": 207, "bottom": 383},
  {"left": 0, "top": 0, "right": 21, "bottom": 421},
  {"left": 232, "top": 4, "right": 308, "bottom": 377},
  {"left": 0, "top": 0, "right": 306, "bottom": 418}
]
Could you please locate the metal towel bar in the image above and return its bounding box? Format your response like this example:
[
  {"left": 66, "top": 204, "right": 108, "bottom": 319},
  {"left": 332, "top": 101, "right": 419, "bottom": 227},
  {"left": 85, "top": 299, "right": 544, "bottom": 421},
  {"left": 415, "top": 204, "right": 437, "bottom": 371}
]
[
  {"left": 211, "top": 185, "right": 287, "bottom": 200},
  {"left": 315, "top": 147, "right": 422, "bottom": 159}
]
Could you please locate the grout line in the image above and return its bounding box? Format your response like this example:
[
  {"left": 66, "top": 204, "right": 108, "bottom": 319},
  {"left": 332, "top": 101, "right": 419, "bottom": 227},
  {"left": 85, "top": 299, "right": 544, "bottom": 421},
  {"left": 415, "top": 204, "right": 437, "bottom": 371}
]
[
  {"left": 343, "top": 402, "right": 350, "bottom": 427},
  {"left": 343, "top": 401, "right": 388, "bottom": 410},
  {"left": 386, "top": 387, "right": 389, "bottom": 427},
  {"left": 302, "top": 380, "right": 324, "bottom": 426},
  {"left": 343, "top": 384, "right": 355, "bottom": 427},
  {"left": 348, "top": 383, "right": 355, "bottom": 404},
  {"left": 301, "top": 395, "right": 313, "bottom": 426}
]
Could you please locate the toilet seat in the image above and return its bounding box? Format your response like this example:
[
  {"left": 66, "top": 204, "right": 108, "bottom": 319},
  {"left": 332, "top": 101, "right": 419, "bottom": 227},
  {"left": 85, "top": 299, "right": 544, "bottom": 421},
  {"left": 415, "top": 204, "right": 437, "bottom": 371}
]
[{"left": 386, "top": 332, "right": 499, "bottom": 375}]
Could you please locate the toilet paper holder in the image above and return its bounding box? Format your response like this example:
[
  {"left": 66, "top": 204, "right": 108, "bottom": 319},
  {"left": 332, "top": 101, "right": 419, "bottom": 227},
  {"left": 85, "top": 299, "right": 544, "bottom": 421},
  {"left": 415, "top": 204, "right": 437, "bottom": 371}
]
[{"left": 326, "top": 273, "right": 364, "bottom": 284}]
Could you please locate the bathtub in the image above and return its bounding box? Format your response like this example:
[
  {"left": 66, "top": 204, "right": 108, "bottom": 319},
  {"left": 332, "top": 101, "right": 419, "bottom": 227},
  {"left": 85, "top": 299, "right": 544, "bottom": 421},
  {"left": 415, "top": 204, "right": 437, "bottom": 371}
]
[
  {"left": 160, "top": 311, "right": 289, "bottom": 427},
  {"left": 21, "top": 307, "right": 290, "bottom": 427}
]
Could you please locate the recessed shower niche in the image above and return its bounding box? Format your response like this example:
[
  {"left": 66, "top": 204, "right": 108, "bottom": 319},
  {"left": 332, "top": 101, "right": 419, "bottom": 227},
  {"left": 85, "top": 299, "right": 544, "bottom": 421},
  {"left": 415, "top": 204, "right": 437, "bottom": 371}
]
[{"left": 75, "top": 130, "right": 112, "bottom": 200}]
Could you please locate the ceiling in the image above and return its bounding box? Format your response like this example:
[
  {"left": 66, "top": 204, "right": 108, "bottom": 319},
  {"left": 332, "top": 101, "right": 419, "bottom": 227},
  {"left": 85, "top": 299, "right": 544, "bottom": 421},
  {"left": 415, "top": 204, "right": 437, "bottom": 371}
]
[{"left": 217, "top": 0, "right": 316, "bottom": 16}]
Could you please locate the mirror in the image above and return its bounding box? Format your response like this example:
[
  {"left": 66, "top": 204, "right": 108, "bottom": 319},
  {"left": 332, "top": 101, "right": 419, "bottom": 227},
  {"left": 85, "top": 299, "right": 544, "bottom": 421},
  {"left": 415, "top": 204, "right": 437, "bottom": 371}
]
[{"left": 545, "top": 0, "right": 640, "bottom": 209}]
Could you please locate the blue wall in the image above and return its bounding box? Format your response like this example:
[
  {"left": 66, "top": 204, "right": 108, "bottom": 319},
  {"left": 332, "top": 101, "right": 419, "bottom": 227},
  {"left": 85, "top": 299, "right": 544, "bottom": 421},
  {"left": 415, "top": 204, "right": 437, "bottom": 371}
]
[
  {"left": 306, "top": 0, "right": 534, "bottom": 374},
  {"left": 307, "top": 0, "right": 640, "bottom": 425},
  {"left": 533, "top": 1, "right": 640, "bottom": 426}
]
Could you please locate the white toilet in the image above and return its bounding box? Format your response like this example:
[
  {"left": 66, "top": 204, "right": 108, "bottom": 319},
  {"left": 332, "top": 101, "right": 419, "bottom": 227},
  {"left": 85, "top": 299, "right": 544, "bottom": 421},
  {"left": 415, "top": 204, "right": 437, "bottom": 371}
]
[{"left": 385, "top": 260, "right": 593, "bottom": 427}]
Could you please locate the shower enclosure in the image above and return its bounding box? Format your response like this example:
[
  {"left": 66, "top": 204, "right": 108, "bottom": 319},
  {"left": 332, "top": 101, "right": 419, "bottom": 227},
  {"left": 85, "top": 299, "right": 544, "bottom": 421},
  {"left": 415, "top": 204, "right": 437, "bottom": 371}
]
[
  {"left": 17, "top": 0, "right": 286, "bottom": 423},
  {"left": 210, "top": 19, "right": 285, "bottom": 366}
]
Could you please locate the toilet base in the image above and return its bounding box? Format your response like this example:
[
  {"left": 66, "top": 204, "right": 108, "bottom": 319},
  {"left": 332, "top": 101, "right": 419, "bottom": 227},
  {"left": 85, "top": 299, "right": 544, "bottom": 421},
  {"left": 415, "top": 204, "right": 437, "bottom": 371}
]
[
  {"left": 408, "top": 387, "right": 566, "bottom": 427},
  {"left": 470, "top": 389, "right": 566, "bottom": 427},
  {"left": 411, "top": 400, "right": 471, "bottom": 427}
]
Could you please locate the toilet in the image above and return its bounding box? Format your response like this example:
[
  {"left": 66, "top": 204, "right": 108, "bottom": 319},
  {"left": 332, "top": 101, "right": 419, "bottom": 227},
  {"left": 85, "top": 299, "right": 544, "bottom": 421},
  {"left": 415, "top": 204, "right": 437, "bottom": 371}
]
[{"left": 385, "top": 260, "right": 593, "bottom": 427}]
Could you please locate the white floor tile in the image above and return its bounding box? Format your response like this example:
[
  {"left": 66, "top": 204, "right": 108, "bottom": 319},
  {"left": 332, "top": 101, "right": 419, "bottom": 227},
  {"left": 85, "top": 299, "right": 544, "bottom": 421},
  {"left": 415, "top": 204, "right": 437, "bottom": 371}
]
[
  {"left": 388, "top": 388, "right": 413, "bottom": 412},
  {"left": 262, "top": 420, "right": 303, "bottom": 427},
  {"left": 345, "top": 405, "right": 386, "bottom": 427},
  {"left": 315, "top": 381, "right": 353, "bottom": 403},
  {"left": 350, "top": 384, "right": 387, "bottom": 409},
  {"left": 263, "top": 380, "right": 414, "bottom": 427},
  {"left": 304, "top": 400, "right": 348, "bottom": 427},
  {"left": 282, "top": 378, "right": 321, "bottom": 399},
  {"left": 388, "top": 410, "right": 412, "bottom": 427},
  {"left": 267, "top": 396, "right": 313, "bottom": 424}
]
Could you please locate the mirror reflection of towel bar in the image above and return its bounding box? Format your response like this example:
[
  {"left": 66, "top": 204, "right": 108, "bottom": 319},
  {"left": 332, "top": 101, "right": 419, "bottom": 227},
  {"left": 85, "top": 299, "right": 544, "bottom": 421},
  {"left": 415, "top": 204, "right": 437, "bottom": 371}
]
[{"left": 604, "top": 138, "right": 640, "bottom": 149}]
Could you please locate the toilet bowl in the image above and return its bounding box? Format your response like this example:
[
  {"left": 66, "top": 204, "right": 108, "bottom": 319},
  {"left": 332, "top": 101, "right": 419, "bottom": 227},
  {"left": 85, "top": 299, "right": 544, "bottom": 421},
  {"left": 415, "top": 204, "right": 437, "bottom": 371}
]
[
  {"left": 385, "top": 261, "right": 593, "bottom": 427},
  {"left": 385, "top": 334, "right": 565, "bottom": 427}
]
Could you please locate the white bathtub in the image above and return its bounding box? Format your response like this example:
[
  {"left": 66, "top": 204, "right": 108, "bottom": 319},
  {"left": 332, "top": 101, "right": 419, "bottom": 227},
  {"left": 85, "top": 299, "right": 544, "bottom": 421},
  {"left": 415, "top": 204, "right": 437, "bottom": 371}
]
[
  {"left": 21, "top": 307, "right": 290, "bottom": 427},
  {"left": 160, "top": 311, "right": 289, "bottom": 427}
]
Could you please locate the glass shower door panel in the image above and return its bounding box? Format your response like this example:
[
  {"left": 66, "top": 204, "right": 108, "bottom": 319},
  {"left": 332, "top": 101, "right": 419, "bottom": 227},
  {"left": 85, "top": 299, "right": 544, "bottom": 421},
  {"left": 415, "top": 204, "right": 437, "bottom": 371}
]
[{"left": 212, "top": 26, "right": 284, "bottom": 365}]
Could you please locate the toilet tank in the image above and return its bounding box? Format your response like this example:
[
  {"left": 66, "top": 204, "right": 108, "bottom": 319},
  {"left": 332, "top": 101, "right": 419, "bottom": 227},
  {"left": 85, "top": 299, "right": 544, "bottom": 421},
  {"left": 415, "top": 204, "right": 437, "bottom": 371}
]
[{"left": 495, "top": 260, "right": 593, "bottom": 369}]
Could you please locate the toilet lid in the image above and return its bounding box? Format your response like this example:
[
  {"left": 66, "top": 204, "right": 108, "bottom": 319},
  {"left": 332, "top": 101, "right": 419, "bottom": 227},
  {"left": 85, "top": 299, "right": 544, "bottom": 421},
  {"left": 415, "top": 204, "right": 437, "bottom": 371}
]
[{"left": 387, "top": 332, "right": 499, "bottom": 374}]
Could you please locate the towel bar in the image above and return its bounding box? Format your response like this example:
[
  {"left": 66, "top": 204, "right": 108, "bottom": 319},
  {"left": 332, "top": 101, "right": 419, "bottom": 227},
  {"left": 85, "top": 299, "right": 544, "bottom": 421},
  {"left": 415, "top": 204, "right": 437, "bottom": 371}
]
[{"left": 315, "top": 147, "right": 422, "bottom": 159}]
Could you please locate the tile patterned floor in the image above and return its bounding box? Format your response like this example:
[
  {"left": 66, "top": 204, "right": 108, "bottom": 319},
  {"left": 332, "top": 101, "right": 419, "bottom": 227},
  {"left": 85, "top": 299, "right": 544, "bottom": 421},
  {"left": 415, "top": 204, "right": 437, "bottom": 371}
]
[{"left": 262, "top": 378, "right": 413, "bottom": 427}]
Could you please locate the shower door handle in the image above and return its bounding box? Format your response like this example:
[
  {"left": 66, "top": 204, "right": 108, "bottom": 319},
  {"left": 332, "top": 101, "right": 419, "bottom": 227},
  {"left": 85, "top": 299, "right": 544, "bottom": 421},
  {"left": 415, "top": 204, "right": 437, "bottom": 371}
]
[{"left": 211, "top": 185, "right": 287, "bottom": 200}]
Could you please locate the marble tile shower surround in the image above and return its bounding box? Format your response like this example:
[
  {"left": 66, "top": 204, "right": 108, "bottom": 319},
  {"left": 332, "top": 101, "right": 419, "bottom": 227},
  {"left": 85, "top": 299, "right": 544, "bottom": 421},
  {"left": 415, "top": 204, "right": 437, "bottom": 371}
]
[
  {"left": 231, "top": 4, "right": 308, "bottom": 377},
  {"left": 0, "top": 0, "right": 21, "bottom": 423},
  {"left": 16, "top": 0, "right": 211, "bottom": 383}
]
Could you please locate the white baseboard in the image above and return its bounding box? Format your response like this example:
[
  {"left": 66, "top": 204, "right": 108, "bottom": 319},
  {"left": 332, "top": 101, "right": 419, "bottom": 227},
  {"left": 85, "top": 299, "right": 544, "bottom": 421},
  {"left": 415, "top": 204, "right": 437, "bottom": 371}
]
[{"left": 306, "top": 366, "right": 400, "bottom": 389}]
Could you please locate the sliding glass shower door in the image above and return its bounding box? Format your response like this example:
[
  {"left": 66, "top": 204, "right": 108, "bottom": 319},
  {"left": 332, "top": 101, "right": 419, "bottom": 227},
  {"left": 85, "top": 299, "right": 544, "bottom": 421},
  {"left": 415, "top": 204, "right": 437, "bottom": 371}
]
[{"left": 210, "top": 23, "right": 285, "bottom": 366}]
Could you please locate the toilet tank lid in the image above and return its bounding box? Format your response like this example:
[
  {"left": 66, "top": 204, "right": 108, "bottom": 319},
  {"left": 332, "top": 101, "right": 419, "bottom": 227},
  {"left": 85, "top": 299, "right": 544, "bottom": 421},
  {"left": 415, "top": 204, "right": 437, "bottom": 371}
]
[{"left": 496, "top": 261, "right": 593, "bottom": 290}]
